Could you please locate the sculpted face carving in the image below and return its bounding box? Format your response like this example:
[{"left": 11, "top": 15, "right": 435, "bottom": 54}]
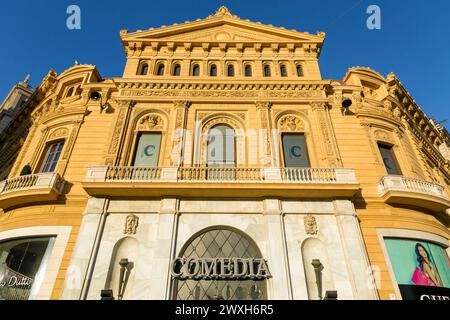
[
  {"left": 304, "top": 214, "right": 318, "bottom": 235},
  {"left": 124, "top": 215, "right": 139, "bottom": 235}
]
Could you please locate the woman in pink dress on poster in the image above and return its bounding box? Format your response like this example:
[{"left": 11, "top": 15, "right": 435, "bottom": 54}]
[{"left": 412, "top": 243, "right": 443, "bottom": 287}]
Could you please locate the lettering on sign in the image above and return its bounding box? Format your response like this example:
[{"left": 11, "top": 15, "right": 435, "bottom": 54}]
[{"left": 171, "top": 258, "right": 272, "bottom": 280}]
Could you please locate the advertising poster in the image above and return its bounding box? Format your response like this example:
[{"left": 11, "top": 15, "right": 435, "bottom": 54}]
[{"left": 384, "top": 238, "right": 450, "bottom": 300}]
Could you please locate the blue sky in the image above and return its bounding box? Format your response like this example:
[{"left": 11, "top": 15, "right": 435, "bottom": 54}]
[{"left": 0, "top": 0, "right": 449, "bottom": 128}]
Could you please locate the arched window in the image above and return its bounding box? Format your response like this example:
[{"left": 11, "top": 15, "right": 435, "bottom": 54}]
[
  {"left": 173, "top": 64, "right": 181, "bottom": 76},
  {"left": 244, "top": 65, "right": 252, "bottom": 77},
  {"left": 138, "top": 63, "right": 149, "bottom": 75},
  {"left": 172, "top": 227, "right": 269, "bottom": 300},
  {"left": 207, "top": 124, "right": 235, "bottom": 167},
  {"left": 66, "top": 87, "right": 74, "bottom": 97},
  {"left": 280, "top": 65, "right": 288, "bottom": 77},
  {"left": 156, "top": 64, "right": 165, "bottom": 76},
  {"left": 263, "top": 65, "right": 271, "bottom": 77},
  {"left": 227, "top": 65, "right": 235, "bottom": 77},
  {"left": 192, "top": 64, "right": 200, "bottom": 76},
  {"left": 210, "top": 64, "right": 218, "bottom": 77},
  {"left": 296, "top": 65, "right": 304, "bottom": 77}
]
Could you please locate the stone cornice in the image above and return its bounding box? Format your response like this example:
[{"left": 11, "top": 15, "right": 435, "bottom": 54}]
[{"left": 117, "top": 80, "right": 330, "bottom": 91}]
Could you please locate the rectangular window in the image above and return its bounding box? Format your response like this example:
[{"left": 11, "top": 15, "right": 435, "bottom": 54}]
[
  {"left": 0, "top": 237, "right": 55, "bottom": 300},
  {"left": 40, "top": 141, "right": 64, "bottom": 173},
  {"left": 378, "top": 144, "right": 401, "bottom": 175},
  {"left": 133, "top": 133, "right": 162, "bottom": 167},
  {"left": 282, "top": 134, "right": 310, "bottom": 167}
]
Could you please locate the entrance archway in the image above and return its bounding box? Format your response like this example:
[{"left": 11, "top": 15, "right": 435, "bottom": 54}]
[{"left": 172, "top": 226, "right": 269, "bottom": 300}]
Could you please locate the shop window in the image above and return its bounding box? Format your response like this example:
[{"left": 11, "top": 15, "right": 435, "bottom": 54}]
[
  {"left": 191, "top": 64, "right": 200, "bottom": 76},
  {"left": 384, "top": 238, "right": 450, "bottom": 300},
  {"left": 172, "top": 227, "right": 269, "bottom": 300},
  {"left": 282, "top": 134, "right": 310, "bottom": 167},
  {"left": 210, "top": 64, "right": 217, "bottom": 77},
  {"left": 0, "top": 237, "right": 55, "bottom": 300},
  {"left": 244, "top": 65, "right": 252, "bottom": 77},
  {"left": 280, "top": 65, "right": 288, "bottom": 77},
  {"left": 173, "top": 64, "right": 181, "bottom": 76},
  {"left": 378, "top": 143, "right": 401, "bottom": 175},
  {"left": 39, "top": 140, "right": 65, "bottom": 173},
  {"left": 132, "top": 133, "right": 162, "bottom": 167}
]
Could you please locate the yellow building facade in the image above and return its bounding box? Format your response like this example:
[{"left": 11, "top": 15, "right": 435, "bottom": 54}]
[{"left": 0, "top": 7, "right": 449, "bottom": 300}]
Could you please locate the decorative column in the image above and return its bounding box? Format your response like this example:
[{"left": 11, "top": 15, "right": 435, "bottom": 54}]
[
  {"left": 105, "top": 100, "right": 135, "bottom": 166},
  {"left": 311, "top": 102, "right": 342, "bottom": 168},
  {"left": 171, "top": 101, "right": 191, "bottom": 167},
  {"left": 255, "top": 102, "right": 273, "bottom": 167}
]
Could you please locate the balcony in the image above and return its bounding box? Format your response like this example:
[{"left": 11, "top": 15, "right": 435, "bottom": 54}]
[
  {"left": 377, "top": 175, "right": 450, "bottom": 213},
  {"left": 82, "top": 166, "right": 360, "bottom": 198},
  {"left": 0, "top": 173, "right": 65, "bottom": 211}
]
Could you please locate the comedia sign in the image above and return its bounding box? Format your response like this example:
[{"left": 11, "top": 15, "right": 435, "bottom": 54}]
[{"left": 171, "top": 258, "right": 272, "bottom": 280}]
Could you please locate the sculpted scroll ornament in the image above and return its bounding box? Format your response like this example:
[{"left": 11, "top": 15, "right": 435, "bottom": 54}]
[
  {"left": 279, "top": 115, "right": 304, "bottom": 132},
  {"left": 304, "top": 214, "right": 318, "bottom": 235},
  {"left": 49, "top": 128, "right": 69, "bottom": 140},
  {"left": 373, "top": 129, "right": 392, "bottom": 143},
  {"left": 124, "top": 215, "right": 139, "bottom": 235}
]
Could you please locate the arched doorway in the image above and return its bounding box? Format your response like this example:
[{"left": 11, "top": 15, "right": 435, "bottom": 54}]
[{"left": 171, "top": 226, "right": 270, "bottom": 300}]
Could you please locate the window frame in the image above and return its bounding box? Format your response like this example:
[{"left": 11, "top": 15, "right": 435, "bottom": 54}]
[
  {"left": 209, "top": 64, "right": 218, "bottom": 77},
  {"left": 244, "top": 65, "right": 252, "bottom": 77},
  {"left": 280, "top": 133, "right": 311, "bottom": 168},
  {"left": 37, "top": 140, "right": 65, "bottom": 173},
  {"left": 156, "top": 63, "right": 165, "bottom": 76},
  {"left": 263, "top": 65, "right": 271, "bottom": 77},
  {"left": 378, "top": 142, "right": 402, "bottom": 175},
  {"left": 172, "top": 64, "right": 181, "bottom": 76},
  {"left": 279, "top": 64, "right": 288, "bottom": 77},
  {"left": 296, "top": 64, "right": 304, "bottom": 77},
  {"left": 227, "top": 64, "right": 235, "bottom": 77},
  {"left": 137, "top": 63, "right": 149, "bottom": 76},
  {"left": 206, "top": 124, "right": 237, "bottom": 167},
  {"left": 191, "top": 64, "right": 200, "bottom": 76},
  {"left": 131, "top": 132, "right": 163, "bottom": 167}
]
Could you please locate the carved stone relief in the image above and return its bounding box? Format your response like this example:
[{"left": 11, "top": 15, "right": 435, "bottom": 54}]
[{"left": 124, "top": 214, "right": 139, "bottom": 235}]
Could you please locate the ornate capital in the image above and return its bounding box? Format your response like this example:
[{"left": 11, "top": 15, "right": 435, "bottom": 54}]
[
  {"left": 310, "top": 102, "right": 328, "bottom": 111},
  {"left": 173, "top": 100, "right": 191, "bottom": 109},
  {"left": 255, "top": 101, "right": 272, "bottom": 110}
]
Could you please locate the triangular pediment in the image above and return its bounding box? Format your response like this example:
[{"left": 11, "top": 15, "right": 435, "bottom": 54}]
[{"left": 121, "top": 7, "right": 325, "bottom": 44}]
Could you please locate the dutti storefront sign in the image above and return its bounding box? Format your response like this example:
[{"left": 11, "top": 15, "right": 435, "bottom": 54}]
[
  {"left": 171, "top": 258, "right": 272, "bottom": 280},
  {"left": 385, "top": 238, "right": 450, "bottom": 300}
]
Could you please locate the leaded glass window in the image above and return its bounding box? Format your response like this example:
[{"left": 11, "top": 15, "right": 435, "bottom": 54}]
[{"left": 172, "top": 228, "right": 268, "bottom": 300}]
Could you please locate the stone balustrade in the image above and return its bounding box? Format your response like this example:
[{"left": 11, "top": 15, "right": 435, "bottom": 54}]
[
  {"left": 377, "top": 175, "right": 449, "bottom": 201},
  {"left": 84, "top": 166, "right": 359, "bottom": 184},
  {"left": 0, "top": 172, "right": 65, "bottom": 195}
]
